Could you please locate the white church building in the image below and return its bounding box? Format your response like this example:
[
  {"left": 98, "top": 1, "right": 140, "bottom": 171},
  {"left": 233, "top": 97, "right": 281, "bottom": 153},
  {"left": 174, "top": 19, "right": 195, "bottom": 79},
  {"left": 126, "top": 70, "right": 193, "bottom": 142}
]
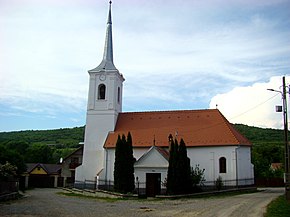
[{"left": 75, "top": 2, "right": 254, "bottom": 195}]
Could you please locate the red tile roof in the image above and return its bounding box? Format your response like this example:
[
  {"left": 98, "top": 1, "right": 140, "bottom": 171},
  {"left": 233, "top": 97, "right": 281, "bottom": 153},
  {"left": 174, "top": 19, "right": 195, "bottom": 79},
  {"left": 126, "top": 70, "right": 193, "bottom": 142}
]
[
  {"left": 104, "top": 109, "right": 251, "bottom": 148},
  {"left": 270, "top": 163, "right": 283, "bottom": 170}
]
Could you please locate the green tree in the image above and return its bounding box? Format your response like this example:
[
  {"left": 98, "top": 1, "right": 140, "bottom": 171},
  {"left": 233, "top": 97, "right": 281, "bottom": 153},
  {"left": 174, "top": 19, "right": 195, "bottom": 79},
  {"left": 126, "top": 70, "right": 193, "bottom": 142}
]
[
  {"left": 0, "top": 144, "right": 26, "bottom": 174},
  {"left": 191, "top": 164, "right": 205, "bottom": 192},
  {"left": 166, "top": 136, "right": 177, "bottom": 194},
  {"left": 6, "top": 140, "right": 29, "bottom": 154},
  {"left": 215, "top": 176, "right": 223, "bottom": 190},
  {"left": 25, "top": 144, "right": 54, "bottom": 163},
  {"left": 114, "top": 132, "right": 135, "bottom": 193},
  {"left": 125, "top": 132, "right": 135, "bottom": 192},
  {"left": 0, "top": 162, "right": 17, "bottom": 181},
  {"left": 176, "top": 138, "right": 192, "bottom": 194},
  {"left": 252, "top": 144, "right": 283, "bottom": 178},
  {"left": 167, "top": 137, "right": 192, "bottom": 195}
]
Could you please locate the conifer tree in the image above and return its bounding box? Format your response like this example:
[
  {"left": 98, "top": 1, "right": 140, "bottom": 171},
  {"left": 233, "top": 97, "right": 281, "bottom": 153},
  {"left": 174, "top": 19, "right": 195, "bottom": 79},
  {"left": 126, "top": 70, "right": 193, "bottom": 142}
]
[
  {"left": 167, "top": 137, "right": 192, "bottom": 194},
  {"left": 113, "top": 132, "right": 135, "bottom": 193},
  {"left": 166, "top": 138, "right": 175, "bottom": 194},
  {"left": 125, "top": 132, "right": 135, "bottom": 192},
  {"left": 119, "top": 134, "right": 128, "bottom": 192},
  {"left": 176, "top": 138, "right": 192, "bottom": 194},
  {"left": 172, "top": 139, "right": 179, "bottom": 193},
  {"left": 167, "top": 138, "right": 179, "bottom": 194}
]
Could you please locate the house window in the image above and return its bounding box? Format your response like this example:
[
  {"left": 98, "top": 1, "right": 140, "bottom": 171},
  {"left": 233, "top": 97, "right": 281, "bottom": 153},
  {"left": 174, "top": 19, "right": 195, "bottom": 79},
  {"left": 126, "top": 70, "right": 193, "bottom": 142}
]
[
  {"left": 219, "top": 157, "right": 227, "bottom": 173},
  {"left": 98, "top": 84, "right": 106, "bottom": 100}
]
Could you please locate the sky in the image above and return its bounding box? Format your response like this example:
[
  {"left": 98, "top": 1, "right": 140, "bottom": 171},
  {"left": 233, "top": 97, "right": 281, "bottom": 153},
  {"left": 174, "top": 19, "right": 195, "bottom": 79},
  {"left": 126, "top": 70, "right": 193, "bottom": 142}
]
[{"left": 0, "top": 0, "right": 290, "bottom": 132}]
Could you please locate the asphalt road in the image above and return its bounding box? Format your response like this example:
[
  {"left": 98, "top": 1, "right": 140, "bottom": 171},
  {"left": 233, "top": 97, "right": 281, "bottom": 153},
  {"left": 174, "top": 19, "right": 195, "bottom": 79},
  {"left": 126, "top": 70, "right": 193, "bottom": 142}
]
[{"left": 0, "top": 188, "right": 284, "bottom": 217}]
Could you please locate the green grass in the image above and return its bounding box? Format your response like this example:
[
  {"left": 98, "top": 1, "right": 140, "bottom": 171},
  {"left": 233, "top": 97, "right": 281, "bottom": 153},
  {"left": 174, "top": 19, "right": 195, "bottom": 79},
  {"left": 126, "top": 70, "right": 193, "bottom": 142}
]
[
  {"left": 265, "top": 195, "right": 290, "bottom": 217},
  {"left": 58, "top": 189, "right": 258, "bottom": 202},
  {"left": 167, "top": 189, "right": 259, "bottom": 200},
  {"left": 57, "top": 192, "right": 121, "bottom": 202}
]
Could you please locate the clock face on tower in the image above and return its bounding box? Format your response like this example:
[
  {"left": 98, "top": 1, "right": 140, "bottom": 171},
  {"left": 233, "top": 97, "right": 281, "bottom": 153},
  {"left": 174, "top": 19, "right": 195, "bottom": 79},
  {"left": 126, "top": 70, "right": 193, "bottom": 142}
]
[{"left": 99, "top": 73, "right": 106, "bottom": 81}]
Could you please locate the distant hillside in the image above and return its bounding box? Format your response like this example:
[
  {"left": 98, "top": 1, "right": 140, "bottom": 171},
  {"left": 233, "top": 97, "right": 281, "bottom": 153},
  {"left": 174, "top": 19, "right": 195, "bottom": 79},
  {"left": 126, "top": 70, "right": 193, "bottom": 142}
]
[
  {"left": 233, "top": 124, "right": 284, "bottom": 145},
  {"left": 0, "top": 126, "right": 85, "bottom": 148}
]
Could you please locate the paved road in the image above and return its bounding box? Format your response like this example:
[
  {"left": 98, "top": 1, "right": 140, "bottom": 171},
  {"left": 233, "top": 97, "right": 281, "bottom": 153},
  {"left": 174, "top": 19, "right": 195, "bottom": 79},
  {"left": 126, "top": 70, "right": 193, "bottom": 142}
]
[{"left": 0, "top": 188, "right": 284, "bottom": 217}]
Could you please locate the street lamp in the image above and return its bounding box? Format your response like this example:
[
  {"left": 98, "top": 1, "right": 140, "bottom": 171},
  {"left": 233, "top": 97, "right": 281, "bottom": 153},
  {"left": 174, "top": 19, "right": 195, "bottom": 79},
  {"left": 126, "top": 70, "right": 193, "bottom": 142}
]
[{"left": 267, "top": 76, "right": 290, "bottom": 200}]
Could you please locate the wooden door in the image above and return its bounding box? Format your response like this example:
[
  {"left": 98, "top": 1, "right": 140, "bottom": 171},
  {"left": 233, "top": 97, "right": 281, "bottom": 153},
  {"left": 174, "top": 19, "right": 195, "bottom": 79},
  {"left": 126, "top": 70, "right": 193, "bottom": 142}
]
[{"left": 146, "top": 173, "right": 161, "bottom": 197}]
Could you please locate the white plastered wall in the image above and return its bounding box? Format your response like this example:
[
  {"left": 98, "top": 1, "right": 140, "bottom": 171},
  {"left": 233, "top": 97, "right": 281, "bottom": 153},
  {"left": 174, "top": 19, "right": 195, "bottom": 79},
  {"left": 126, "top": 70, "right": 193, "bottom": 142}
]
[{"left": 103, "top": 145, "right": 254, "bottom": 186}]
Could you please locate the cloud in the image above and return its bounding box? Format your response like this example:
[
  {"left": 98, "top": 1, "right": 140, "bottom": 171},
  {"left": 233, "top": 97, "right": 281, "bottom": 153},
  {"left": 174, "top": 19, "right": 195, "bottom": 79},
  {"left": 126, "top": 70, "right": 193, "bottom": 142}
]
[{"left": 209, "top": 76, "right": 290, "bottom": 129}]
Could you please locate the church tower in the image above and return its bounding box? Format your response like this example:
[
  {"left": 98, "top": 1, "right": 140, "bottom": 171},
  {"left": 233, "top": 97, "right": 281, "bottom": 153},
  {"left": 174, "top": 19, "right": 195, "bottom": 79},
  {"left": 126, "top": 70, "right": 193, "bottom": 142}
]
[{"left": 75, "top": 1, "right": 124, "bottom": 183}]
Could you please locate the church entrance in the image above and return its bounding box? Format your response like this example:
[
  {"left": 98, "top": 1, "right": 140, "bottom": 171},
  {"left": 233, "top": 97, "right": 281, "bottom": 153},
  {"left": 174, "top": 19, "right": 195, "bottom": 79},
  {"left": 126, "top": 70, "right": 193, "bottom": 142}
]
[{"left": 146, "top": 173, "right": 161, "bottom": 197}]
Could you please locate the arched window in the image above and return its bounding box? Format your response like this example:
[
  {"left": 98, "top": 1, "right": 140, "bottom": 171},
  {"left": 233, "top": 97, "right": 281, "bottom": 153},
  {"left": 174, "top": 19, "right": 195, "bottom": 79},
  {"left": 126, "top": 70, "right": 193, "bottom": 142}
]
[
  {"left": 98, "top": 84, "right": 106, "bottom": 100},
  {"left": 117, "top": 87, "right": 120, "bottom": 104},
  {"left": 219, "top": 157, "right": 226, "bottom": 173}
]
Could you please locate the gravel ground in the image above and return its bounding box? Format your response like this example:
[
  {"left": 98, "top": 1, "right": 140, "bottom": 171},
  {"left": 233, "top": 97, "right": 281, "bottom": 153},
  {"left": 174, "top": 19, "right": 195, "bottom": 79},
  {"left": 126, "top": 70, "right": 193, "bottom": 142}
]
[{"left": 0, "top": 188, "right": 284, "bottom": 217}]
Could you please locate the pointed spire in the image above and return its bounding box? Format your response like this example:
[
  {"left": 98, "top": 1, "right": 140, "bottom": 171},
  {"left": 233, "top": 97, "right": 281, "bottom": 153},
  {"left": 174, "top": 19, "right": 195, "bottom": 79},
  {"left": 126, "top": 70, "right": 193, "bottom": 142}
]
[
  {"left": 107, "top": 1, "right": 112, "bottom": 25},
  {"left": 91, "top": 1, "right": 117, "bottom": 71}
]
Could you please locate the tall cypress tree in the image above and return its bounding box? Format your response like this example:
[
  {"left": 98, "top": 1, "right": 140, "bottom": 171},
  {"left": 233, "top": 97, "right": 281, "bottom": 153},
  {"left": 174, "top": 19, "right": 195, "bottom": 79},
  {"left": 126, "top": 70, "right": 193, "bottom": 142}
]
[
  {"left": 166, "top": 138, "right": 175, "bottom": 194},
  {"left": 172, "top": 139, "right": 179, "bottom": 193},
  {"left": 167, "top": 138, "right": 179, "bottom": 194},
  {"left": 125, "top": 132, "right": 135, "bottom": 193},
  {"left": 114, "top": 132, "right": 135, "bottom": 193},
  {"left": 176, "top": 138, "right": 192, "bottom": 194},
  {"left": 119, "top": 134, "right": 127, "bottom": 192},
  {"left": 167, "top": 137, "right": 192, "bottom": 195}
]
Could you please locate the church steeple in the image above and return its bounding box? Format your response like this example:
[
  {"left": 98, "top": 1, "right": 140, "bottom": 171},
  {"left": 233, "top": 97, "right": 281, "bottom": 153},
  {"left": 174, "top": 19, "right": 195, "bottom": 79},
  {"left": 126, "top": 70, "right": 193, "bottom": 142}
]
[{"left": 92, "top": 1, "right": 117, "bottom": 71}]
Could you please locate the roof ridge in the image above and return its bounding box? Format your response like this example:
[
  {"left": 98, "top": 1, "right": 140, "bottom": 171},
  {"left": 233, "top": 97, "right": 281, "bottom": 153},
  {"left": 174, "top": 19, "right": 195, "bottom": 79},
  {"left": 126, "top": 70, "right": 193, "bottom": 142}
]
[
  {"left": 135, "top": 146, "right": 169, "bottom": 164},
  {"left": 121, "top": 109, "right": 218, "bottom": 115}
]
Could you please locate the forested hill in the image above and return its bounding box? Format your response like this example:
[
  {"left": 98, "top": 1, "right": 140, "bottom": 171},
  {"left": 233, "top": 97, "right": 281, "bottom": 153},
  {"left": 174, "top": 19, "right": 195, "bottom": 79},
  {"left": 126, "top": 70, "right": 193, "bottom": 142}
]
[
  {"left": 233, "top": 124, "right": 284, "bottom": 145},
  {"left": 0, "top": 126, "right": 85, "bottom": 148}
]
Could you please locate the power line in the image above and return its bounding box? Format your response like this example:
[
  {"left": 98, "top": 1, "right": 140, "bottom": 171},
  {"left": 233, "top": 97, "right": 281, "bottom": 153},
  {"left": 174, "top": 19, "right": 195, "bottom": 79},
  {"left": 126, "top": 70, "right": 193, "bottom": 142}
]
[{"left": 228, "top": 93, "right": 280, "bottom": 121}]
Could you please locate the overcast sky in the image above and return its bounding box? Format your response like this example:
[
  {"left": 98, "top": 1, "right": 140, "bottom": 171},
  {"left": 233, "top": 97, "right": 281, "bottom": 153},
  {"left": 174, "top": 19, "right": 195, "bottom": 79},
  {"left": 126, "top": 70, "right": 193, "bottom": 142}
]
[{"left": 0, "top": 0, "right": 290, "bottom": 132}]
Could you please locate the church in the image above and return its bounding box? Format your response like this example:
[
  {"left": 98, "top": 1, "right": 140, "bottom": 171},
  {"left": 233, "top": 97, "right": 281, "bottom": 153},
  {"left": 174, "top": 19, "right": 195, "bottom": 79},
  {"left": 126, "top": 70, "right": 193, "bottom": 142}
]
[{"left": 75, "top": 2, "right": 254, "bottom": 194}]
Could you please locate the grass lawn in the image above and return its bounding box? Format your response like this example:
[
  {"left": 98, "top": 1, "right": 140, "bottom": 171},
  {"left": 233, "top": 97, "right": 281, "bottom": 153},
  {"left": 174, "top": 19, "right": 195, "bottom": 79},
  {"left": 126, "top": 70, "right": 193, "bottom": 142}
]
[
  {"left": 265, "top": 195, "right": 290, "bottom": 217},
  {"left": 57, "top": 192, "right": 121, "bottom": 202}
]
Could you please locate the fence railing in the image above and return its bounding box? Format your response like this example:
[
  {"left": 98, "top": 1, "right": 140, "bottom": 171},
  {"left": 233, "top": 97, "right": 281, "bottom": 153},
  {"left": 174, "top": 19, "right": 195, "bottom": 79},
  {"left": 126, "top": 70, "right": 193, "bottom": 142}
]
[
  {"left": 202, "top": 178, "right": 255, "bottom": 191},
  {"left": 74, "top": 178, "right": 255, "bottom": 195},
  {"left": 0, "top": 180, "right": 19, "bottom": 195}
]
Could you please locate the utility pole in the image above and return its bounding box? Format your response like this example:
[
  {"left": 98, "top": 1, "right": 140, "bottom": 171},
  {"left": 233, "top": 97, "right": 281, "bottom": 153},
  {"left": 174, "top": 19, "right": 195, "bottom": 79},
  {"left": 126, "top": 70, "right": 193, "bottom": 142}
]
[
  {"left": 268, "top": 76, "right": 290, "bottom": 200},
  {"left": 282, "top": 76, "right": 290, "bottom": 200}
]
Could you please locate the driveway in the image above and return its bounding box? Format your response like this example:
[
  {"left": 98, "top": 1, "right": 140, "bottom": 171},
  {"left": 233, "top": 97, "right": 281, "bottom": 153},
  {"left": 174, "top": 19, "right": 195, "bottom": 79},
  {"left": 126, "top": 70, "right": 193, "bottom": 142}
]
[{"left": 0, "top": 188, "right": 284, "bottom": 217}]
